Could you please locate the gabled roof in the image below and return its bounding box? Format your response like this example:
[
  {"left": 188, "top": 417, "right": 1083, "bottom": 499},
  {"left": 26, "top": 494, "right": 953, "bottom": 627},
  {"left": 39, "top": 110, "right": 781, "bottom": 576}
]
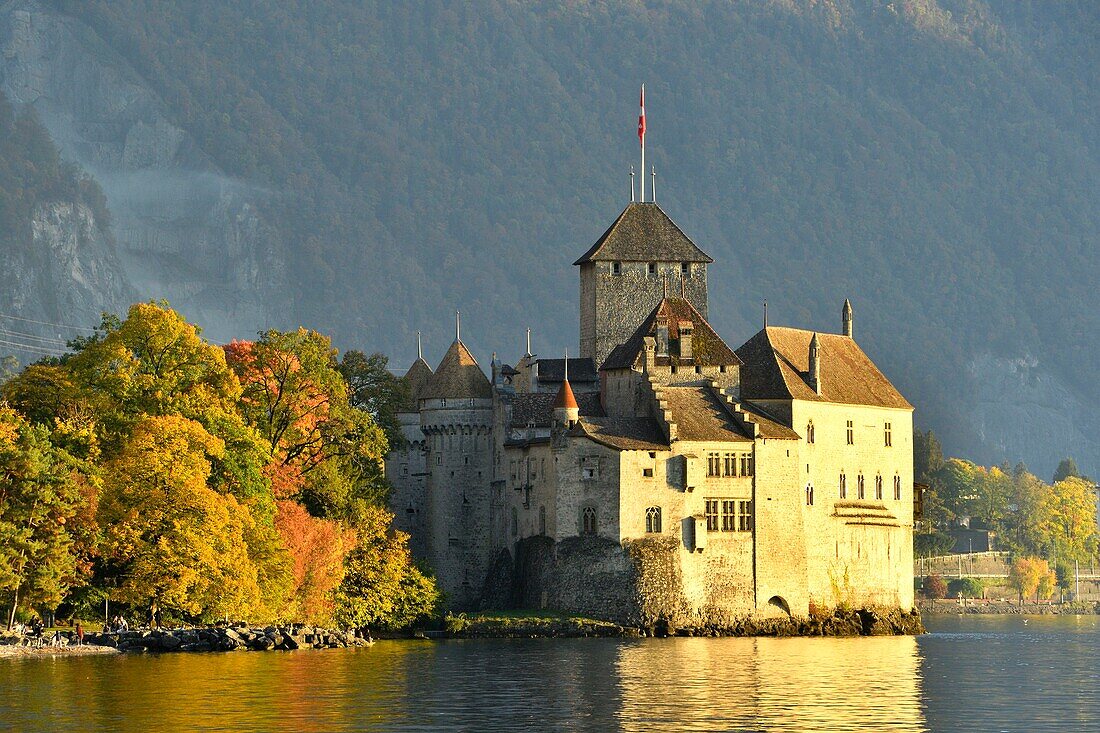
[
  {"left": 535, "top": 357, "right": 598, "bottom": 383},
  {"left": 510, "top": 391, "right": 604, "bottom": 428},
  {"left": 400, "top": 357, "right": 433, "bottom": 410},
  {"left": 570, "top": 416, "right": 669, "bottom": 452},
  {"left": 422, "top": 340, "right": 492, "bottom": 400},
  {"left": 573, "top": 202, "right": 713, "bottom": 265},
  {"left": 601, "top": 296, "right": 741, "bottom": 371},
  {"left": 735, "top": 327, "right": 912, "bottom": 410}
]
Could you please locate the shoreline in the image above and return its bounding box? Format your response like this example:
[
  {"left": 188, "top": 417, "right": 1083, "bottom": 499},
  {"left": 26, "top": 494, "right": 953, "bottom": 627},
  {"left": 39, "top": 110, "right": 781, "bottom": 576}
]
[{"left": 919, "top": 599, "right": 1100, "bottom": 616}]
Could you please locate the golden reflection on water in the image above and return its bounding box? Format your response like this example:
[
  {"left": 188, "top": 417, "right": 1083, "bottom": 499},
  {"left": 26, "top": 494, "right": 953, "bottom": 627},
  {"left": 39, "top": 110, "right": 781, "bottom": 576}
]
[{"left": 614, "top": 636, "right": 927, "bottom": 733}]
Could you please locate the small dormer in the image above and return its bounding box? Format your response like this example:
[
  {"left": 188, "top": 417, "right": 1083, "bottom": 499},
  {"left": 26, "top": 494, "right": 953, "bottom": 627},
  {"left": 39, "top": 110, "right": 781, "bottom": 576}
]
[{"left": 677, "top": 320, "right": 694, "bottom": 361}]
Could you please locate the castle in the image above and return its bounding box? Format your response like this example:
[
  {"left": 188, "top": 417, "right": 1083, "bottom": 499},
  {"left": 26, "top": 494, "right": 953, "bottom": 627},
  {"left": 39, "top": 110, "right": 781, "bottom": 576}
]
[{"left": 385, "top": 193, "right": 914, "bottom": 625}]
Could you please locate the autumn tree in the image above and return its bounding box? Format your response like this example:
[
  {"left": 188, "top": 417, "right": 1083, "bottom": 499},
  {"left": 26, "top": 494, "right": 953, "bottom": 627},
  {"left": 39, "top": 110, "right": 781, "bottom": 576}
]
[
  {"left": 99, "top": 416, "right": 262, "bottom": 620},
  {"left": 1008, "top": 557, "right": 1054, "bottom": 604},
  {"left": 0, "top": 406, "right": 83, "bottom": 628},
  {"left": 333, "top": 505, "right": 439, "bottom": 630},
  {"left": 337, "top": 350, "right": 408, "bottom": 450},
  {"left": 273, "top": 498, "right": 355, "bottom": 624}
]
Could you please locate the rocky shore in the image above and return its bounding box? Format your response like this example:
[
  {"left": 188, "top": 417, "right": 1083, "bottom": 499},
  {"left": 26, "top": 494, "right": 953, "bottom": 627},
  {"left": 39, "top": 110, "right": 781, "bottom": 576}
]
[
  {"left": 1, "top": 624, "right": 372, "bottom": 656},
  {"left": 440, "top": 607, "right": 924, "bottom": 639}
]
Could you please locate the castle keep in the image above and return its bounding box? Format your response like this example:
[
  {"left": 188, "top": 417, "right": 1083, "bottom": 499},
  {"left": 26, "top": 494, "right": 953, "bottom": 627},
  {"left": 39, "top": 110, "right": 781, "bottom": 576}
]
[{"left": 386, "top": 197, "right": 915, "bottom": 624}]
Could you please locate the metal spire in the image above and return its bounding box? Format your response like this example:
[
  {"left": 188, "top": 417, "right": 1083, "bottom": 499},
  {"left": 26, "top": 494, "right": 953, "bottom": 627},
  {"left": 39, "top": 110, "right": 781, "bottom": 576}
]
[
  {"left": 629, "top": 166, "right": 636, "bottom": 203},
  {"left": 651, "top": 166, "right": 656, "bottom": 202},
  {"left": 638, "top": 83, "right": 646, "bottom": 203},
  {"left": 763, "top": 300, "right": 768, "bottom": 329},
  {"left": 525, "top": 327, "right": 532, "bottom": 357},
  {"left": 416, "top": 330, "right": 422, "bottom": 360},
  {"left": 455, "top": 311, "right": 461, "bottom": 342},
  {"left": 564, "top": 348, "right": 569, "bottom": 381}
]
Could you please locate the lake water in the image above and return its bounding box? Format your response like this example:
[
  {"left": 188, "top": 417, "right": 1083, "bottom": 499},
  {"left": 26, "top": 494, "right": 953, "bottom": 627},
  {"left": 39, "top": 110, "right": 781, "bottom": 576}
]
[{"left": 2, "top": 615, "right": 1098, "bottom": 732}]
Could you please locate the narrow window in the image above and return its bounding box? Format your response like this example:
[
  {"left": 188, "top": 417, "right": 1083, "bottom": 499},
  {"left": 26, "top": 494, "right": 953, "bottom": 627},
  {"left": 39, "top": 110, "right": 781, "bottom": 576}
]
[
  {"left": 511, "top": 507, "right": 518, "bottom": 537},
  {"left": 724, "top": 453, "right": 734, "bottom": 477},
  {"left": 857, "top": 474, "right": 865, "bottom": 500},
  {"left": 839, "top": 473, "right": 847, "bottom": 499},
  {"left": 440, "top": 398, "right": 447, "bottom": 408},
  {"left": 806, "top": 484, "right": 814, "bottom": 506},
  {"left": 645, "top": 506, "right": 662, "bottom": 533},
  {"left": 846, "top": 420, "right": 854, "bottom": 445},
  {"left": 582, "top": 507, "right": 597, "bottom": 536},
  {"left": 681, "top": 262, "right": 690, "bottom": 278},
  {"left": 648, "top": 261, "right": 657, "bottom": 276},
  {"left": 705, "top": 500, "right": 719, "bottom": 531},
  {"left": 807, "top": 421, "right": 815, "bottom": 444},
  {"left": 401, "top": 464, "right": 409, "bottom": 476},
  {"left": 884, "top": 422, "right": 892, "bottom": 447},
  {"left": 738, "top": 500, "right": 754, "bottom": 532},
  {"left": 894, "top": 474, "right": 902, "bottom": 500},
  {"left": 612, "top": 261, "right": 622, "bottom": 275},
  {"left": 707, "top": 452, "right": 720, "bottom": 477},
  {"left": 539, "top": 506, "right": 546, "bottom": 535},
  {"left": 721, "top": 500, "right": 736, "bottom": 531},
  {"left": 875, "top": 474, "right": 883, "bottom": 500}
]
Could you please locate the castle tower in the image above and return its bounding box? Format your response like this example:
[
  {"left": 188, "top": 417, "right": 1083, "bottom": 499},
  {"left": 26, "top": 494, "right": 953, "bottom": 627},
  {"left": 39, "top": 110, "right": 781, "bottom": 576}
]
[
  {"left": 419, "top": 335, "right": 494, "bottom": 608},
  {"left": 385, "top": 349, "right": 434, "bottom": 558},
  {"left": 575, "top": 202, "right": 712, "bottom": 367}
]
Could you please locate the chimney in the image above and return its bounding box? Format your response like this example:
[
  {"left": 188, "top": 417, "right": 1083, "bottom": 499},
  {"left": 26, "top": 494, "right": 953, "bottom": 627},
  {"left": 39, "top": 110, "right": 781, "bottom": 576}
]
[
  {"left": 656, "top": 315, "right": 669, "bottom": 356},
  {"left": 642, "top": 336, "right": 656, "bottom": 373},
  {"left": 842, "top": 299, "right": 853, "bottom": 338},
  {"left": 678, "top": 320, "right": 694, "bottom": 360},
  {"left": 809, "top": 332, "right": 822, "bottom": 395}
]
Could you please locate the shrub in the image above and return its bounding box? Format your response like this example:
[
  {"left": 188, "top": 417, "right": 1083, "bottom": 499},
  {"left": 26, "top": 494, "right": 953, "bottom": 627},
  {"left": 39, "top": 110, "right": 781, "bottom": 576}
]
[
  {"left": 947, "top": 577, "right": 983, "bottom": 598},
  {"left": 924, "top": 574, "right": 948, "bottom": 599}
]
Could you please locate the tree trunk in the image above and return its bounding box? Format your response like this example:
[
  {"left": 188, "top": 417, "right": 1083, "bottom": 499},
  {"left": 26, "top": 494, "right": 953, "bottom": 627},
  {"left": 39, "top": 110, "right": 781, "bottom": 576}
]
[{"left": 8, "top": 589, "right": 18, "bottom": 631}]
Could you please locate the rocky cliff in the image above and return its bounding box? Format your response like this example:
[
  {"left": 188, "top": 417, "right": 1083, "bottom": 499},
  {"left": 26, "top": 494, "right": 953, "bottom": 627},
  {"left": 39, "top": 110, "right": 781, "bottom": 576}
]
[{"left": 0, "top": 0, "right": 286, "bottom": 343}]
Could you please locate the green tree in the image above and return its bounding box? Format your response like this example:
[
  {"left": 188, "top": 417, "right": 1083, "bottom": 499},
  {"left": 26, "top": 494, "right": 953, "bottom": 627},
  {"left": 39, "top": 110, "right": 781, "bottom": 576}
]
[
  {"left": 338, "top": 349, "right": 408, "bottom": 450},
  {"left": 1053, "top": 458, "right": 1081, "bottom": 483},
  {"left": 0, "top": 406, "right": 83, "bottom": 628},
  {"left": 923, "top": 574, "right": 948, "bottom": 600},
  {"left": 914, "top": 430, "right": 945, "bottom": 482}
]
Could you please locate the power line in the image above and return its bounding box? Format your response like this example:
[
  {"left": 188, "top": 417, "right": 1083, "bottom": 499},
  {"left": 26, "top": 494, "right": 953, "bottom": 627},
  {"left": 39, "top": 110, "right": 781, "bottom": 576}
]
[
  {"left": 0, "top": 311, "right": 97, "bottom": 333},
  {"left": 0, "top": 338, "right": 64, "bottom": 356},
  {"left": 0, "top": 327, "right": 70, "bottom": 346}
]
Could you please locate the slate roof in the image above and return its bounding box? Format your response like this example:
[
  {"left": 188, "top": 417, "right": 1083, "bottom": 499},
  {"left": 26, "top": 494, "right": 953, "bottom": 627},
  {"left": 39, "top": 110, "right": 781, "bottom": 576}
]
[
  {"left": 421, "top": 340, "right": 492, "bottom": 400},
  {"left": 601, "top": 297, "right": 741, "bottom": 371},
  {"left": 571, "top": 416, "right": 669, "bottom": 452},
  {"left": 573, "top": 203, "right": 713, "bottom": 264},
  {"left": 735, "top": 327, "right": 912, "bottom": 409},
  {"left": 662, "top": 387, "right": 754, "bottom": 442},
  {"left": 738, "top": 401, "right": 802, "bottom": 440},
  {"left": 535, "top": 357, "right": 598, "bottom": 383},
  {"left": 510, "top": 392, "right": 604, "bottom": 428},
  {"left": 400, "top": 357, "right": 433, "bottom": 410}
]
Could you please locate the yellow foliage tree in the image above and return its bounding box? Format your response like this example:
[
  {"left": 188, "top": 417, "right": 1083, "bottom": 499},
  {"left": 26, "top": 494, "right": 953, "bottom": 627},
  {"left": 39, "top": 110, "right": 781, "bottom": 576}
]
[{"left": 100, "top": 416, "right": 260, "bottom": 620}]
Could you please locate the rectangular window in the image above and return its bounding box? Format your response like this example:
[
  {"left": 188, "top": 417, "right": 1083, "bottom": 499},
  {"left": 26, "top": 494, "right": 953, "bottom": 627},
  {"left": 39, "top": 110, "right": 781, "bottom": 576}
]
[
  {"left": 875, "top": 475, "right": 883, "bottom": 500},
  {"left": 846, "top": 420, "right": 854, "bottom": 445},
  {"left": 738, "top": 453, "right": 754, "bottom": 477},
  {"left": 707, "top": 452, "right": 720, "bottom": 477},
  {"left": 858, "top": 475, "right": 865, "bottom": 500},
  {"left": 705, "top": 500, "right": 719, "bottom": 532},
  {"left": 643, "top": 467, "right": 654, "bottom": 478},
  {"left": 885, "top": 422, "right": 893, "bottom": 447},
  {"left": 738, "top": 500, "right": 754, "bottom": 532},
  {"left": 894, "top": 475, "right": 902, "bottom": 500},
  {"left": 721, "top": 500, "right": 736, "bottom": 531},
  {"left": 723, "top": 453, "right": 735, "bottom": 477},
  {"left": 582, "top": 456, "right": 599, "bottom": 480},
  {"left": 401, "top": 464, "right": 409, "bottom": 476},
  {"left": 612, "top": 261, "right": 622, "bottom": 275},
  {"left": 839, "top": 473, "right": 847, "bottom": 499},
  {"left": 648, "top": 262, "right": 657, "bottom": 276},
  {"left": 681, "top": 262, "right": 690, "bottom": 278}
]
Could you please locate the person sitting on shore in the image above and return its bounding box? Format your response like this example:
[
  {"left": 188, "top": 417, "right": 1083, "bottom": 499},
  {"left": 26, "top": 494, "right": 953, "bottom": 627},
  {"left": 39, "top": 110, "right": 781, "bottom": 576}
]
[{"left": 119, "top": 615, "right": 128, "bottom": 632}]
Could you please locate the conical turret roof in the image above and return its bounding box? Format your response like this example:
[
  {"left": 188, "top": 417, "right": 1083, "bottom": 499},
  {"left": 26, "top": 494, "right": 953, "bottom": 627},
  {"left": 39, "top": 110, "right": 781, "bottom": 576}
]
[
  {"left": 422, "top": 340, "right": 492, "bottom": 400},
  {"left": 400, "top": 357, "right": 433, "bottom": 410},
  {"left": 553, "top": 378, "right": 579, "bottom": 410}
]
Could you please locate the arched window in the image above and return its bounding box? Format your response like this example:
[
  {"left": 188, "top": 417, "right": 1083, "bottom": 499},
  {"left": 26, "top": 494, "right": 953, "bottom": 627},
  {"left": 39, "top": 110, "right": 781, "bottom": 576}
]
[
  {"left": 539, "top": 506, "right": 547, "bottom": 535},
  {"left": 875, "top": 474, "right": 883, "bottom": 500},
  {"left": 806, "top": 421, "right": 815, "bottom": 444},
  {"left": 894, "top": 474, "right": 902, "bottom": 500},
  {"left": 645, "top": 506, "right": 662, "bottom": 533},
  {"left": 581, "top": 507, "right": 597, "bottom": 536},
  {"left": 839, "top": 473, "right": 847, "bottom": 499},
  {"left": 857, "top": 474, "right": 865, "bottom": 500},
  {"left": 805, "top": 483, "right": 814, "bottom": 506}
]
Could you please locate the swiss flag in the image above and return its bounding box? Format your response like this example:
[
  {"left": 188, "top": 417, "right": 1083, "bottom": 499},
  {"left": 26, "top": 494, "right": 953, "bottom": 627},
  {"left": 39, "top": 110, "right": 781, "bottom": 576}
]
[{"left": 638, "top": 84, "right": 646, "bottom": 144}]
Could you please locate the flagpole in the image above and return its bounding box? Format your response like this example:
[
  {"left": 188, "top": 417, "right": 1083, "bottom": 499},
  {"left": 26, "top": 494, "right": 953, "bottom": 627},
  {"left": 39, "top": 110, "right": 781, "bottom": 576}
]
[{"left": 639, "top": 83, "right": 646, "bottom": 203}]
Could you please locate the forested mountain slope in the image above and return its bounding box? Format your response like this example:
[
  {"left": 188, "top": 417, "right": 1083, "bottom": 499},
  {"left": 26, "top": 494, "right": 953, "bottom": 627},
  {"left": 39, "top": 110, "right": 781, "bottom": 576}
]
[{"left": 0, "top": 0, "right": 1097, "bottom": 476}]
